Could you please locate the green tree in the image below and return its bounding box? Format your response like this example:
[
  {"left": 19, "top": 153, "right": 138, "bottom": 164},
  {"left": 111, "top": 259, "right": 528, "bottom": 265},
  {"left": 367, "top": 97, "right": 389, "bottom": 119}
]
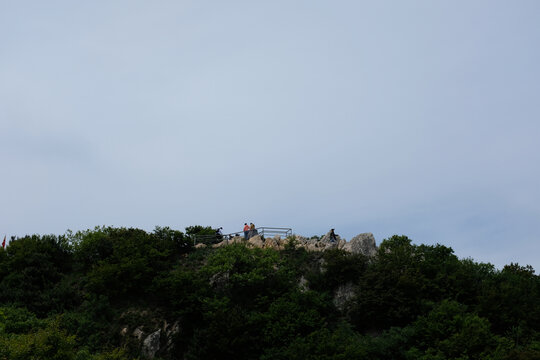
[
  {"left": 0, "top": 235, "right": 73, "bottom": 315},
  {"left": 406, "top": 300, "right": 501, "bottom": 360}
]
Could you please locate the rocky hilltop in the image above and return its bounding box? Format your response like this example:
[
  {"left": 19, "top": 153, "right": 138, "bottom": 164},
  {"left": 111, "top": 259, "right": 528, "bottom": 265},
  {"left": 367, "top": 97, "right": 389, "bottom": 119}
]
[
  {"left": 197, "top": 231, "right": 378, "bottom": 257},
  {"left": 2, "top": 226, "right": 538, "bottom": 360}
]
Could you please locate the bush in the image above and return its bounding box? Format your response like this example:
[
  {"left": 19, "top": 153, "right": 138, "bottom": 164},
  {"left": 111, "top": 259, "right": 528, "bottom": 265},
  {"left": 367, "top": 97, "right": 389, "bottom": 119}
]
[{"left": 0, "top": 235, "right": 73, "bottom": 315}]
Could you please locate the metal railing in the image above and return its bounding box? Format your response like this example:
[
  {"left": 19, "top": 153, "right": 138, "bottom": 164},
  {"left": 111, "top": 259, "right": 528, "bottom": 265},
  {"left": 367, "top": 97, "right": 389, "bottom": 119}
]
[
  {"left": 192, "top": 233, "right": 227, "bottom": 246},
  {"left": 256, "top": 227, "right": 292, "bottom": 238},
  {"left": 192, "top": 227, "right": 293, "bottom": 246}
]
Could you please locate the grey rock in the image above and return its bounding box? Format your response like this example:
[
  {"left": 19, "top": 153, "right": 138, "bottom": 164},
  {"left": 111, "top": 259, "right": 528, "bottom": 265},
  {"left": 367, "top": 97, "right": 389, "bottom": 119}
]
[
  {"left": 132, "top": 327, "right": 144, "bottom": 341},
  {"left": 298, "top": 275, "right": 309, "bottom": 292},
  {"left": 212, "top": 239, "right": 228, "bottom": 248},
  {"left": 248, "top": 235, "right": 264, "bottom": 248},
  {"left": 230, "top": 236, "right": 244, "bottom": 244},
  {"left": 305, "top": 243, "right": 320, "bottom": 252},
  {"left": 344, "top": 233, "right": 377, "bottom": 257},
  {"left": 164, "top": 321, "right": 181, "bottom": 351},
  {"left": 142, "top": 329, "right": 161, "bottom": 359},
  {"left": 333, "top": 283, "right": 356, "bottom": 312},
  {"left": 263, "top": 236, "right": 283, "bottom": 250},
  {"left": 209, "top": 271, "right": 230, "bottom": 290}
]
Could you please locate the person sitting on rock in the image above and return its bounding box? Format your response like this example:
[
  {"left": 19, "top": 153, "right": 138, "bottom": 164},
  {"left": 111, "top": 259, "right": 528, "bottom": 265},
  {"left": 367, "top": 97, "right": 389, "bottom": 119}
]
[
  {"left": 330, "top": 229, "right": 338, "bottom": 243},
  {"left": 215, "top": 227, "right": 223, "bottom": 240}
]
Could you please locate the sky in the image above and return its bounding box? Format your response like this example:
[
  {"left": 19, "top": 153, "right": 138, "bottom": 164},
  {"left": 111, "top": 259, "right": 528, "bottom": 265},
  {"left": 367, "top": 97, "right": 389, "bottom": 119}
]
[{"left": 1, "top": 1, "right": 539, "bottom": 270}]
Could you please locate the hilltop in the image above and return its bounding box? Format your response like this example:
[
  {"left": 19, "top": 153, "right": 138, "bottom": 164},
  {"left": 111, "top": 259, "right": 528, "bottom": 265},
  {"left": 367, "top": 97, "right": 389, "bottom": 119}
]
[{"left": 0, "top": 226, "right": 539, "bottom": 359}]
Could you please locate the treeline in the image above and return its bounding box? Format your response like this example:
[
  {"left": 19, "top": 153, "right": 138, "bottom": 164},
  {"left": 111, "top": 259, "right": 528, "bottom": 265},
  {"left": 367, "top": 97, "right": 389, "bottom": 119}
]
[{"left": 0, "top": 226, "right": 539, "bottom": 359}]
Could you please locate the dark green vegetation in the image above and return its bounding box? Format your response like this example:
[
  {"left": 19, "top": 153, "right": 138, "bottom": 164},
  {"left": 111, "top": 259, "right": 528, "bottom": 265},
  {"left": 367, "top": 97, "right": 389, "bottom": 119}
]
[{"left": 0, "top": 227, "right": 539, "bottom": 360}]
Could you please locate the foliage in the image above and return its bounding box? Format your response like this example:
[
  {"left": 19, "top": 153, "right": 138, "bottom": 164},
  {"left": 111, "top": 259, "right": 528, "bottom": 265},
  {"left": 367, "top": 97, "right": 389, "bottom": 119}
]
[
  {"left": 0, "top": 227, "right": 539, "bottom": 359},
  {"left": 308, "top": 248, "right": 368, "bottom": 292},
  {"left": 405, "top": 300, "right": 501, "bottom": 360},
  {"left": 0, "top": 234, "right": 73, "bottom": 315}
]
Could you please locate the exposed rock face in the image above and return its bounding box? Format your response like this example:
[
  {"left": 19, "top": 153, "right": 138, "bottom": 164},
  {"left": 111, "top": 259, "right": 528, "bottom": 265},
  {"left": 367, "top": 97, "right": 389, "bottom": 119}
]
[
  {"left": 142, "top": 329, "right": 161, "bottom": 359},
  {"left": 163, "top": 321, "right": 180, "bottom": 353},
  {"left": 118, "top": 309, "right": 182, "bottom": 359},
  {"left": 343, "top": 233, "right": 378, "bottom": 257},
  {"left": 132, "top": 327, "right": 144, "bottom": 341},
  {"left": 203, "top": 230, "right": 378, "bottom": 257},
  {"left": 298, "top": 275, "right": 309, "bottom": 293},
  {"left": 263, "top": 236, "right": 284, "bottom": 250},
  {"left": 248, "top": 235, "right": 264, "bottom": 248},
  {"left": 333, "top": 283, "right": 356, "bottom": 312},
  {"left": 209, "top": 271, "right": 230, "bottom": 290},
  {"left": 212, "top": 240, "right": 227, "bottom": 248},
  {"left": 229, "top": 236, "right": 244, "bottom": 244}
]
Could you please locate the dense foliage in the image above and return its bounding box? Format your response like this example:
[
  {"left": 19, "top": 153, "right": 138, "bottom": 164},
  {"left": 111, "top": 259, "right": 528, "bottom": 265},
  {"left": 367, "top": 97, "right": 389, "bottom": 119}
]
[{"left": 0, "top": 228, "right": 538, "bottom": 359}]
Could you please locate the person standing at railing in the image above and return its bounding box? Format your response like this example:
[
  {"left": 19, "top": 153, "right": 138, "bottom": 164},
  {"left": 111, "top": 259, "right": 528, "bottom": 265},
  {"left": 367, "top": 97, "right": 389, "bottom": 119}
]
[
  {"left": 249, "top": 223, "right": 258, "bottom": 239},
  {"left": 243, "top": 223, "right": 250, "bottom": 241}
]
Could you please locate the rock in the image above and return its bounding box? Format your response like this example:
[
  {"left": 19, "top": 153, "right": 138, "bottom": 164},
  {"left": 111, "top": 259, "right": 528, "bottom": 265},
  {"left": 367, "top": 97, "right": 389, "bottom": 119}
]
[
  {"left": 142, "top": 329, "right": 161, "bottom": 359},
  {"left": 323, "top": 241, "right": 339, "bottom": 250},
  {"left": 305, "top": 243, "right": 320, "bottom": 252},
  {"left": 230, "top": 236, "right": 244, "bottom": 243},
  {"left": 263, "top": 237, "right": 282, "bottom": 250},
  {"left": 293, "top": 235, "right": 312, "bottom": 248},
  {"left": 132, "top": 327, "right": 144, "bottom": 341},
  {"left": 164, "top": 321, "right": 181, "bottom": 352},
  {"left": 277, "top": 236, "right": 292, "bottom": 248},
  {"left": 209, "top": 271, "right": 229, "bottom": 290},
  {"left": 333, "top": 283, "right": 356, "bottom": 312},
  {"left": 298, "top": 275, "right": 309, "bottom": 293},
  {"left": 212, "top": 239, "right": 228, "bottom": 248},
  {"left": 248, "top": 235, "right": 264, "bottom": 248},
  {"left": 344, "top": 233, "right": 377, "bottom": 257},
  {"left": 195, "top": 243, "right": 206, "bottom": 249},
  {"left": 120, "top": 327, "right": 128, "bottom": 337},
  {"left": 321, "top": 230, "right": 342, "bottom": 244}
]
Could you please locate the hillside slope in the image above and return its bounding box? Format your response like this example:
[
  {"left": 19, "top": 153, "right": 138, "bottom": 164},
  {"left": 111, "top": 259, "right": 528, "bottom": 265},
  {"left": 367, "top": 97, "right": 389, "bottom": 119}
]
[{"left": 0, "top": 226, "right": 539, "bottom": 359}]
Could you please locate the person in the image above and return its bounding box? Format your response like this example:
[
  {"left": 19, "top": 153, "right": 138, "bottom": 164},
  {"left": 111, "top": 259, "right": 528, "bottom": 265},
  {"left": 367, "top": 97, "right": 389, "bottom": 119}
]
[
  {"left": 215, "top": 227, "right": 223, "bottom": 240},
  {"left": 330, "top": 228, "right": 337, "bottom": 243},
  {"left": 249, "top": 223, "right": 257, "bottom": 239},
  {"left": 243, "top": 223, "right": 250, "bottom": 241}
]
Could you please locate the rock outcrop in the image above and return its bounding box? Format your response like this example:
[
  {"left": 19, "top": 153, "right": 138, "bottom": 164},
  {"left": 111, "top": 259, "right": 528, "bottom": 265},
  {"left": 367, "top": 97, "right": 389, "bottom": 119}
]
[
  {"left": 333, "top": 282, "right": 356, "bottom": 312},
  {"left": 342, "top": 233, "right": 377, "bottom": 257},
  {"left": 247, "top": 235, "right": 264, "bottom": 248},
  {"left": 119, "top": 311, "right": 181, "bottom": 360},
  {"left": 142, "top": 329, "right": 161, "bottom": 359},
  {"left": 263, "top": 236, "right": 285, "bottom": 250},
  {"left": 203, "top": 231, "right": 378, "bottom": 257}
]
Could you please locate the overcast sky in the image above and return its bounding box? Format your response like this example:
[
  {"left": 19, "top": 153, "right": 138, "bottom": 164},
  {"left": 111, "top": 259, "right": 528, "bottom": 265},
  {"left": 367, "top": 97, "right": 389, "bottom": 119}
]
[{"left": 1, "top": 1, "right": 539, "bottom": 270}]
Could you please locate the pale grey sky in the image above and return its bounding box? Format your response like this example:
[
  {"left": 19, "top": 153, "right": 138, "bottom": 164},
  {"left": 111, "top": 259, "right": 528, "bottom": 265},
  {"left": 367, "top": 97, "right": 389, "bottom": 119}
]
[{"left": 1, "top": 1, "right": 539, "bottom": 270}]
